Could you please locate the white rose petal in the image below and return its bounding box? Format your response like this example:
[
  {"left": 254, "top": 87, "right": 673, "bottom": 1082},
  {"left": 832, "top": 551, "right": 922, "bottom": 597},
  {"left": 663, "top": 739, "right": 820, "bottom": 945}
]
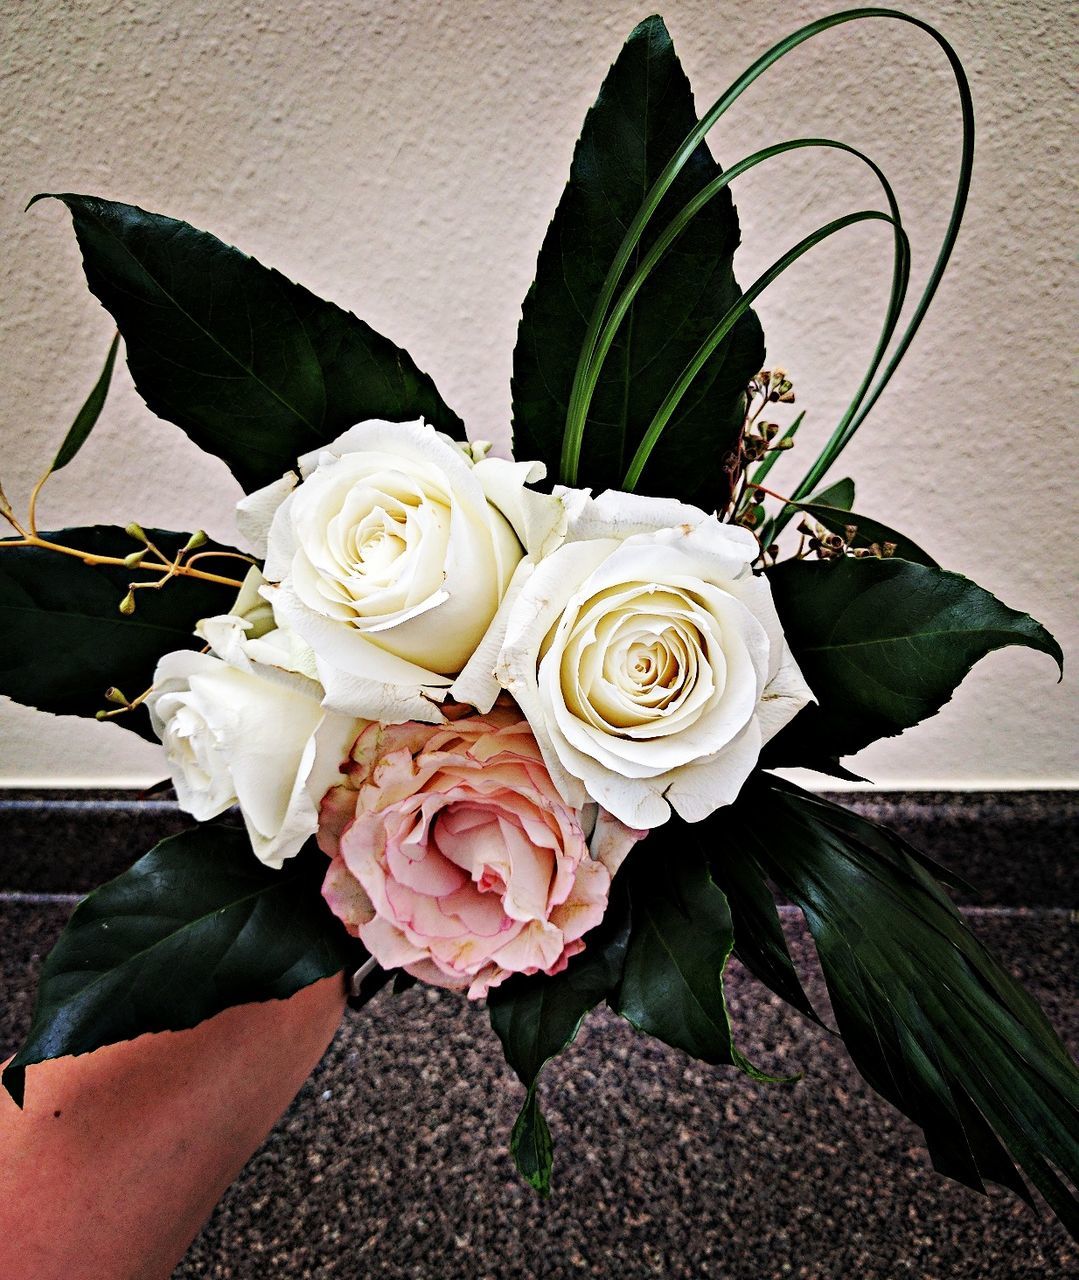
[
  {"left": 246, "top": 418, "right": 564, "bottom": 721},
  {"left": 147, "top": 624, "right": 359, "bottom": 868},
  {"left": 488, "top": 489, "right": 813, "bottom": 829}
]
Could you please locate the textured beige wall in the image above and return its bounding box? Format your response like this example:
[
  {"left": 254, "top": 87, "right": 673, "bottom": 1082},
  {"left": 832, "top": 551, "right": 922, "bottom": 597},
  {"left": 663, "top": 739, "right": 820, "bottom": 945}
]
[{"left": 1, "top": 0, "right": 1075, "bottom": 787}]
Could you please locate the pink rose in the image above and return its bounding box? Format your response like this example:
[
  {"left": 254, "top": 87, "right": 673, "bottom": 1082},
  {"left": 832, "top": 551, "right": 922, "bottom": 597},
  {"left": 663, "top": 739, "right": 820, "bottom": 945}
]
[{"left": 318, "top": 701, "right": 641, "bottom": 997}]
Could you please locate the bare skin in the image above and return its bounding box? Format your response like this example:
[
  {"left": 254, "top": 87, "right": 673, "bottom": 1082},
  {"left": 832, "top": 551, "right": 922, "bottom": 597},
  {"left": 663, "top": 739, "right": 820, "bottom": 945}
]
[{"left": 0, "top": 975, "right": 347, "bottom": 1280}]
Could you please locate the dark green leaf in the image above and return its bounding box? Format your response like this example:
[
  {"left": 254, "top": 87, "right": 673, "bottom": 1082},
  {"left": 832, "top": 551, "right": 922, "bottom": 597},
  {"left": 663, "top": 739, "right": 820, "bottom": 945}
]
[
  {"left": 793, "top": 501, "right": 938, "bottom": 567},
  {"left": 806, "top": 476, "right": 854, "bottom": 510},
  {"left": 722, "top": 777, "right": 1079, "bottom": 1236},
  {"left": 613, "top": 837, "right": 772, "bottom": 1076},
  {"left": 51, "top": 332, "right": 120, "bottom": 471},
  {"left": 510, "top": 1087, "right": 554, "bottom": 1197},
  {"left": 33, "top": 194, "right": 465, "bottom": 491},
  {"left": 708, "top": 844, "right": 821, "bottom": 1027},
  {"left": 511, "top": 15, "right": 763, "bottom": 505},
  {"left": 3, "top": 826, "right": 351, "bottom": 1107},
  {"left": 765, "top": 558, "right": 1062, "bottom": 767},
  {"left": 489, "top": 878, "right": 630, "bottom": 1191},
  {"left": 0, "top": 526, "right": 240, "bottom": 740}
]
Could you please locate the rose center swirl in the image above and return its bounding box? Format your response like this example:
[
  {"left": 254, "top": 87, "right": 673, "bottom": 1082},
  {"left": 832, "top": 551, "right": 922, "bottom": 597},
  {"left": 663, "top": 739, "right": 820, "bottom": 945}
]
[{"left": 556, "top": 583, "right": 724, "bottom": 738}]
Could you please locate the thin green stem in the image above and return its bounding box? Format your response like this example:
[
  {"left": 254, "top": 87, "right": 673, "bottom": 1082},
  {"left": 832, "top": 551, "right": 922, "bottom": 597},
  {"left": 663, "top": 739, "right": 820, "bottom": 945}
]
[
  {"left": 623, "top": 211, "right": 905, "bottom": 492},
  {"left": 560, "top": 8, "right": 974, "bottom": 494},
  {"left": 572, "top": 138, "right": 906, "bottom": 472}
]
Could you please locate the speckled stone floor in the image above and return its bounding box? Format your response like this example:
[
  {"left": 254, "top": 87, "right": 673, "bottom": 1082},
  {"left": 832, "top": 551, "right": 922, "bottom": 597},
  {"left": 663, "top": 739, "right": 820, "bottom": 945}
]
[{"left": 2, "top": 792, "right": 1076, "bottom": 1278}]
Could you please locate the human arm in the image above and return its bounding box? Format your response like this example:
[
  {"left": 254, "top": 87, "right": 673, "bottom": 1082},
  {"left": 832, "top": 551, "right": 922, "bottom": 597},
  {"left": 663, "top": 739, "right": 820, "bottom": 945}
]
[{"left": 0, "top": 974, "right": 346, "bottom": 1280}]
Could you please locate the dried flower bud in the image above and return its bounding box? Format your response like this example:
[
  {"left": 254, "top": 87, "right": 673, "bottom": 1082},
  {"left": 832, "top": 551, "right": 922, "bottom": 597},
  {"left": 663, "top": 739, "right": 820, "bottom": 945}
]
[
  {"left": 882, "top": 541, "right": 897, "bottom": 558},
  {"left": 119, "top": 590, "right": 136, "bottom": 615}
]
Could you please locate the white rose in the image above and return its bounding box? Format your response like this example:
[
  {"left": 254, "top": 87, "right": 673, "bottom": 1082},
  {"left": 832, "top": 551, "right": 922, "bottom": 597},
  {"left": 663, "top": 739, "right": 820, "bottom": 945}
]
[
  {"left": 146, "top": 579, "right": 359, "bottom": 868},
  {"left": 457, "top": 490, "right": 813, "bottom": 830},
  {"left": 236, "top": 419, "right": 565, "bottom": 723}
]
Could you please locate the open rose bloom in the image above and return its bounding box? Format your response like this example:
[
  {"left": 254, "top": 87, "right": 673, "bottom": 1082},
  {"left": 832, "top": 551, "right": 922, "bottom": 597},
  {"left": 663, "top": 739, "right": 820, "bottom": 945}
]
[{"left": 318, "top": 702, "right": 640, "bottom": 997}]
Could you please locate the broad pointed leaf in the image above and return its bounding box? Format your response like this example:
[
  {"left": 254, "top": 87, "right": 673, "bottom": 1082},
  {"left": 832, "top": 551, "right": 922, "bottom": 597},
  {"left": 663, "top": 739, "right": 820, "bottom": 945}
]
[
  {"left": 510, "top": 1088, "right": 555, "bottom": 1196},
  {"left": 613, "top": 837, "right": 769, "bottom": 1077},
  {"left": 708, "top": 847, "right": 820, "bottom": 1027},
  {"left": 512, "top": 15, "right": 763, "bottom": 504},
  {"left": 0, "top": 526, "right": 241, "bottom": 740},
  {"left": 720, "top": 777, "right": 1079, "bottom": 1237},
  {"left": 3, "top": 825, "right": 352, "bottom": 1107},
  {"left": 806, "top": 476, "right": 855, "bottom": 510},
  {"left": 488, "top": 877, "right": 630, "bottom": 1192},
  {"left": 34, "top": 194, "right": 465, "bottom": 491},
  {"left": 765, "top": 557, "right": 1062, "bottom": 768}
]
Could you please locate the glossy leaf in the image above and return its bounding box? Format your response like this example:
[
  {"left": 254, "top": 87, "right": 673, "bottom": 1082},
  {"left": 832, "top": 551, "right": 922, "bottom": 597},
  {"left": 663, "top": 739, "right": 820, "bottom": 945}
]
[
  {"left": 806, "top": 476, "right": 854, "bottom": 510},
  {"left": 510, "top": 1088, "right": 555, "bottom": 1196},
  {"left": 3, "top": 825, "right": 352, "bottom": 1107},
  {"left": 489, "top": 878, "right": 631, "bottom": 1192},
  {"left": 721, "top": 778, "right": 1079, "bottom": 1236},
  {"left": 34, "top": 194, "right": 465, "bottom": 491},
  {"left": 708, "top": 846, "right": 820, "bottom": 1027},
  {"left": 51, "top": 332, "right": 120, "bottom": 472},
  {"left": 0, "top": 526, "right": 240, "bottom": 740},
  {"left": 613, "top": 838, "right": 770, "bottom": 1077},
  {"left": 765, "top": 557, "right": 1062, "bottom": 768},
  {"left": 512, "top": 15, "right": 763, "bottom": 506}
]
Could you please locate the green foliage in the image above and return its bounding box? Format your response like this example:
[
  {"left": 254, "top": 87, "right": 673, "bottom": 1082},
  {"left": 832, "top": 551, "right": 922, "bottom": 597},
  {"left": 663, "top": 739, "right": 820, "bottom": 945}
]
[
  {"left": 489, "top": 878, "right": 631, "bottom": 1192},
  {"left": 33, "top": 194, "right": 464, "bottom": 491},
  {"left": 806, "top": 476, "right": 854, "bottom": 510},
  {"left": 613, "top": 843, "right": 740, "bottom": 1064},
  {"left": 708, "top": 843, "right": 819, "bottom": 1027},
  {"left": 2, "top": 825, "right": 352, "bottom": 1107},
  {"left": 612, "top": 834, "right": 780, "bottom": 1081},
  {"left": 718, "top": 779, "right": 1079, "bottom": 1236},
  {"left": 511, "top": 15, "right": 762, "bottom": 506},
  {"left": 51, "top": 332, "right": 120, "bottom": 472},
  {"left": 765, "top": 557, "right": 1062, "bottom": 770},
  {"left": 0, "top": 526, "right": 239, "bottom": 740},
  {"left": 510, "top": 1088, "right": 554, "bottom": 1196}
]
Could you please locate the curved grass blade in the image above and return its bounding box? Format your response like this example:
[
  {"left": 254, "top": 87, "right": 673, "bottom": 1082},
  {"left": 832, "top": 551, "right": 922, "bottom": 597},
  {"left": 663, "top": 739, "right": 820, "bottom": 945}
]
[
  {"left": 562, "top": 9, "right": 973, "bottom": 511},
  {"left": 623, "top": 210, "right": 905, "bottom": 492},
  {"left": 566, "top": 136, "right": 908, "bottom": 490}
]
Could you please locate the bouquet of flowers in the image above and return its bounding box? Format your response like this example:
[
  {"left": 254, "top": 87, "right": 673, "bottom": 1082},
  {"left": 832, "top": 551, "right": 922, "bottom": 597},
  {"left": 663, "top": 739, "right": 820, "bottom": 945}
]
[{"left": 3, "top": 7, "right": 1076, "bottom": 1237}]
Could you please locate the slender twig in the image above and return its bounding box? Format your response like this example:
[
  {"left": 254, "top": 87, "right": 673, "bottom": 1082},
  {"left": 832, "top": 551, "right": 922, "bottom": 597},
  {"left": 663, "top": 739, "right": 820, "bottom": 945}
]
[
  {"left": 185, "top": 550, "right": 257, "bottom": 569},
  {"left": 0, "top": 532, "right": 244, "bottom": 588}
]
